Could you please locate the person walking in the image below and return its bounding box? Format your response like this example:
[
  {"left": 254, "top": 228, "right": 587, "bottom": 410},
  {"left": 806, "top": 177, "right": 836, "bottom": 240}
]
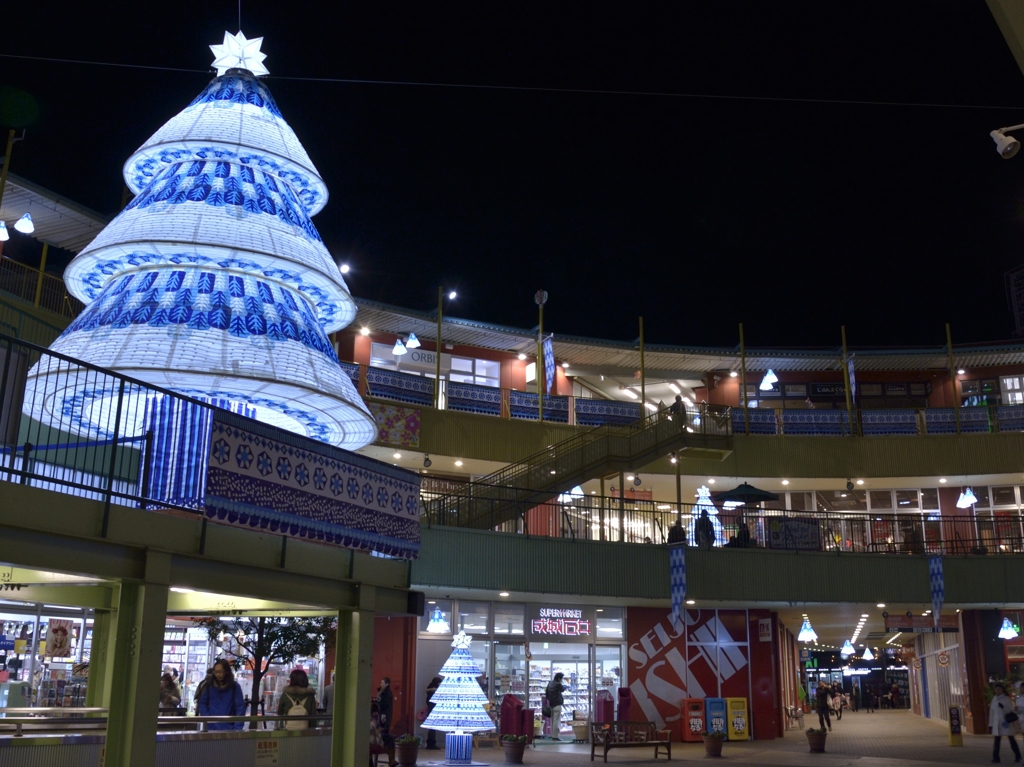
[
  {"left": 159, "top": 673, "right": 181, "bottom": 711},
  {"left": 377, "top": 677, "right": 395, "bottom": 765},
  {"left": 891, "top": 682, "right": 900, "bottom": 709},
  {"left": 321, "top": 671, "right": 335, "bottom": 714},
  {"left": 197, "top": 659, "right": 245, "bottom": 730},
  {"left": 277, "top": 668, "right": 318, "bottom": 729},
  {"left": 990, "top": 683, "right": 1022, "bottom": 763},
  {"left": 851, "top": 685, "right": 860, "bottom": 713},
  {"left": 816, "top": 683, "right": 832, "bottom": 732},
  {"left": 832, "top": 687, "right": 843, "bottom": 721},
  {"left": 667, "top": 519, "right": 687, "bottom": 545},
  {"left": 425, "top": 674, "right": 442, "bottom": 749},
  {"left": 545, "top": 672, "right": 566, "bottom": 740}
]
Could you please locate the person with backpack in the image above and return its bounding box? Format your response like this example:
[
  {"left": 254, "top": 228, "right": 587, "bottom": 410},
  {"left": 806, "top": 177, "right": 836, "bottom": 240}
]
[
  {"left": 277, "top": 668, "right": 318, "bottom": 730},
  {"left": 198, "top": 659, "right": 245, "bottom": 730}
]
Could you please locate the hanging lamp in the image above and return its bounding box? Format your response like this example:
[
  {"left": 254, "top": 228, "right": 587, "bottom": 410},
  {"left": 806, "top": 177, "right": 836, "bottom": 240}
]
[
  {"left": 999, "top": 617, "right": 1019, "bottom": 640},
  {"left": 798, "top": 618, "right": 818, "bottom": 643}
]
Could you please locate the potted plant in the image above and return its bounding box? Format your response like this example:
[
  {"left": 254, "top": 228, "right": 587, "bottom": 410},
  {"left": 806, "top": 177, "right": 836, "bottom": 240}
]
[
  {"left": 394, "top": 734, "right": 422, "bottom": 766},
  {"left": 805, "top": 726, "right": 827, "bottom": 753},
  {"left": 702, "top": 730, "right": 725, "bottom": 757},
  {"left": 502, "top": 734, "right": 528, "bottom": 764}
]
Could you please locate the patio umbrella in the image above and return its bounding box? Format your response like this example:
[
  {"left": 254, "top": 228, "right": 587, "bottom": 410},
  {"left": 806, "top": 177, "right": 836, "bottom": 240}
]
[{"left": 711, "top": 482, "right": 780, "bottom": 504}]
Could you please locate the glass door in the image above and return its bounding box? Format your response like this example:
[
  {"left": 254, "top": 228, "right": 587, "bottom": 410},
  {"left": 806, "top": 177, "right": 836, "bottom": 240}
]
[{"left": 494, "top": 643, "right": 526, "bottom": 703}]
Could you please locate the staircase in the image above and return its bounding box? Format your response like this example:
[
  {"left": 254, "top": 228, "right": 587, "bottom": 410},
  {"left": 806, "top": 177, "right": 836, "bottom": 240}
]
[{"left": 423, "top": 405, "right": 733, "bottom": 529}]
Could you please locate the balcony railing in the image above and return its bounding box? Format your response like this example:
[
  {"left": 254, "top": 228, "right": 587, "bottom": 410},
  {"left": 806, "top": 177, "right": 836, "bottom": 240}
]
[
  {"left": 421, "top": 490, "right": 1023, "bottom": 556},
  {"left": 0, "top": 256, "right": 85, "bottom": 320}
]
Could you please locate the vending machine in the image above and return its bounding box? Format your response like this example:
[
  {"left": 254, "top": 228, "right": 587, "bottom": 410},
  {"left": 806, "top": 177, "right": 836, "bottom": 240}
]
[
  {"left": 705, "top": 698, "right": 727, "bottom": 735},
  {"left": 726, "top": 697, "right": 749, "bottom": 740},
  {"left": 682, "top": 698, "right": 705, "bottom": 742}
]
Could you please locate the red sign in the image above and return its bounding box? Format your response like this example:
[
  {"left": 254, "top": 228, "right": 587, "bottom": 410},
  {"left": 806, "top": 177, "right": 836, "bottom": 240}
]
[{"left": 884, "top": 615, "right": 959, "bottom": 633}]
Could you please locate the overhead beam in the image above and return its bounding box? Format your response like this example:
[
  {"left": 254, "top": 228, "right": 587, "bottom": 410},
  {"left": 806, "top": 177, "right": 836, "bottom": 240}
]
[{"left": 988, "top": 0, "right": 1024, "bottom": 79}]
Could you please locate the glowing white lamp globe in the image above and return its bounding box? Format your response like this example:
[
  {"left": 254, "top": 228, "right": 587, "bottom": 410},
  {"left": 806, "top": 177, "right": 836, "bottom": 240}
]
[
  {"left": 862, "top": 647, "right": 874, "bottom": 661},
  {"left": 14, "top": 213, "right": 33, "bottom": 234},
  {"left": 406, "top": 332, "right": 421, "bottom": 349},
  {"left": 426, "top": 607, "right": 450, "bottom": 634},
  {"left": 840, "top": 640, "right": 855, "bottom": 657},
  {"left": 798, "top": 618, "right": 818, "bottom": 643},
  {"left": 999, "top": 617, "right": 1019, "bottom": 640}
]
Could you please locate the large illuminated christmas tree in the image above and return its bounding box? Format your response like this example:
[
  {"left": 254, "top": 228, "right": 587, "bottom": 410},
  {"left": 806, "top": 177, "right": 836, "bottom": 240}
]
[
  {"left": 26, "top": 32, "right": 376, "bottom": 450},
  {"left": 423, "top": 631, "right": 494, "bottom": 765}
]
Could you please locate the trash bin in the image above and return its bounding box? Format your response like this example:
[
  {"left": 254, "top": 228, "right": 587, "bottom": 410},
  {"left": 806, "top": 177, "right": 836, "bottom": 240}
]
[
  {"left": 501, "top": 694, "right": 525, "bottom": 737},
  {"left": 594, "top": 690, "right": 614, "bottom": 723},
  {"left": 725, "top": 698, "right": 749, "bottom": 741},
  {"left": 616, "top": 688, "right": 633, "bottom": 721},
  {"left": 705, "top": 698, "right": 726, "bottom": 736},
  {"left": 681, "top": 698, "right": 705, "bottom": 742}
]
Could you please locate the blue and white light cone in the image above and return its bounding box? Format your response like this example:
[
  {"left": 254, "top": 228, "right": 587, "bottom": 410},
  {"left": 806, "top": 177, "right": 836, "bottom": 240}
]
[{"left": 29, "top": 68, "right": 376, "bottom": 449}]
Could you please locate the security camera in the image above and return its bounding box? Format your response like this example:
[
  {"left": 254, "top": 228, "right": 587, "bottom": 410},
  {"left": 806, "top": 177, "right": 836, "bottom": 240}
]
[
  {"left": 423, "top": 454, "right": 432, "bottom": 468},
  {"left": 846, "top": 480, "right": 855, "bottom": 492},
  {"left": 634, "top": 475, "right": 642, "bottom": 487},
  {"left": 992, "top": 129, "right": 1021, "bottom": 159}
]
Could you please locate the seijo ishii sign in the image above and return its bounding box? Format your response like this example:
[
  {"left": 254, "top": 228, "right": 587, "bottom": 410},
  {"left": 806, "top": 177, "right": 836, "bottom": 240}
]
[{"left": 529, "top": 606, "right": 593, "bottom": 637}]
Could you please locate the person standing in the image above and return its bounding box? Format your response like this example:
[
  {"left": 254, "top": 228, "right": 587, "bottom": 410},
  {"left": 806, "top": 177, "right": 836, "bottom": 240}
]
[
  {"left": 851, "top": 685, "right": 859, "bottom": 713},
  {"left": 990, "top": 683, "right": 1022, "bottom": 763},
  {"left": 695, "top": 510, "right": 714, "bottom": 549},
  {"left": 277, "top": 669, "right": 318, "bottom": 729},
  {"left": 545, "top": 672, "right": 566, "bottom": 740},
  {"left": 197, "top": 659, "right": 245, "bottom": 730},
  {"left": 159, "top": 673, "right": 181, "bottom": 710},
  {"left": 890, "top": 682, "right": 900, "bottom": 709},
  {"left": 425, "top": 675, "right": 442, "bottom": 749},
  {"left": 816, "top": 683, "right": 832, "bottom": 732},
  {"left": 321, "top": 671, "right": 335, "bottom": 714},
  {"left": 377, "top": 677, "right": 394, "bottom": 765}
]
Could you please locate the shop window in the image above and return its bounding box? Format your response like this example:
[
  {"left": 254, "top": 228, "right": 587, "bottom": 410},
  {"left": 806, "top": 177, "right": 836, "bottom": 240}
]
[
  {"left": 370, "top": 342, "right": 398, "bottom": 371},
  {"left": 494, "top": 603, "right": 526, "bottom": 635},
  {"left": 921, "top": 488, "right": 939, "bottom": 510},
  {"left": 420, "top": 600, "right": 453, "bottom": 634},
  {"left": 457, "top": 601, "right": 490, "bottom": 635},
  {"left": 895, "top": 490, "right": 919, "bottom": 509},
  {"left": 816, "top": 490, "right": 866, "bottom": 512},
  {"left": 993, "top": 486, "right": 1018, "bottom": 507},
  {"left": 789, "top": 491, "right": 812, "bottom": 511},
  {"left": 973, "top": 487, "right": 991, "bottom": 508},
  {"left": 869, "top": 491, "right": 893, "bottom": 510},
  {"left": 960, "top": 380, "right": 980, "bottom": 396},
  {"left": 595, "top": 607, "right": 624, "bottom": 639},
  {"left": 595, "top": 645, "right": 622, "bottom": 698},
  {"left": 1003, "top": 377, "right": 1024, "bottom": 405}
]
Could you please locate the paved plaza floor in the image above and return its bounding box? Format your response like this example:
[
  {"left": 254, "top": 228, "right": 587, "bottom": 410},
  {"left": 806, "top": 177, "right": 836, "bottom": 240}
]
[{"left": 459, "top": 709, "right": 1006, "bottom": 767}]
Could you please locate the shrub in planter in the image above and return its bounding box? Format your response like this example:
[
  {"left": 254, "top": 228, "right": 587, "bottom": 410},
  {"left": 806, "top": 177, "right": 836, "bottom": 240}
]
[
  {"left": 805, "top": 727, "right": 827, "bottom": 753},
  {"left": 702, "top": 730, "right": 725, "bottom": 757},
  {"left": 502, "top": 735, "right": 528, "bottom": 764},
  {"left": 395, "top": 734, "right": 422, "bottom": 766}
]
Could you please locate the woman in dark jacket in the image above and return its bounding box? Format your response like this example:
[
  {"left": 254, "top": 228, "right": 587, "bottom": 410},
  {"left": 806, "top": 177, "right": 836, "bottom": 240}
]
[
  {"left": 277, "top": 668, "right": 318, "bottom": 729},
  {"left": 545, "top": 672, "right": 566, "bottom": 740},
  {"left": 198, "top": 659, "right": 246, "bottom": 730}
]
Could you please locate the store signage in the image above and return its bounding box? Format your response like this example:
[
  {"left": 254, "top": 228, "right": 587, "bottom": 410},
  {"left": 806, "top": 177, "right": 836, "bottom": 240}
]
[
  {"left": 766, "top": 517, "right": 820, "bottom": 551},
  {"left": 912, "top": 659, "right": 923, "bottom": 670},
  {"left": 884, "top": 615, "right": 958, "bottom": 633},
  {"left": 255, "top": 739, "right": 280, "bottom": 765},
  {"left": 46, "top": 619, "right": 73, "bottom": 658},
  {"left": 530, "top": 607, "right": 591, "bottom": 637},
  {"left": 799, "top": 648, "right": 810, "bottom": 662},
  {"left": 937, "top": 652, "right": 950, "bottom": 667},
  {"left": 784, "top": 384, "right": 807, "bottom": 398},
  {"left": 0, "top": 638, "right": 14, "bottom": 651},
  {"left": 810, "top": 383, "right": 845, "bottom": 398},
  {"left": 885, "top": 383, "right": 908, "bottom": 396},
  {"left": 842, "top": 668, "right": 872, "bottom": 676},
  {"left": 758, "top": 618, "right": 771, "bottom": 642}
]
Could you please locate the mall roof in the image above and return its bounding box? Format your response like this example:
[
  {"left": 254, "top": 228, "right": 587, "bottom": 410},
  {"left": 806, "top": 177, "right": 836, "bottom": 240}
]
[
  {"left": 353, "top": 297, "right": 1024, "bottom": 375},
  {"left": 0, "top": 171, "right": 110, "bottom": 253}
]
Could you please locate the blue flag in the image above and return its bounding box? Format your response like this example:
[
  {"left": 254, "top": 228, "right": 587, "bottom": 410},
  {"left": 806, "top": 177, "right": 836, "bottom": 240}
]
[
  {"left": 929, "top": 555, "right": 944, "bottom": 626},
  {"left": 670, "top": 544, "right": 687, "bottom": 626},
  {"left": 543, "top": 336, "right": 555, "bottom": 395}
]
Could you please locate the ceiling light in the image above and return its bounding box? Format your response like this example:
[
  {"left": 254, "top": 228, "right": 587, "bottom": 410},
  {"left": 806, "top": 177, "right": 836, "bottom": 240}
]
[
  {"left": 999, "top": 618, "right": 1020, "bottom": 640},
  {"left": 856, "top": 479, "right": 864, "bottom": 485},
  {"left": 862, "top": 647, "right": 874, "bottom": 660},
  {"left": 590, "top": 490, "right": 596, "bottom": 494},
  {"left": 685, "top": 600, "right": 695, "bottom": 605},
  {"left": 939, "top": 478, "right": 947, "bottom": 483},
  {"left": 550, "top": 470, "right": 556, "bottom": 474},
  {"left": 957, "top": 368, "right": 965, "bottom": 375},
  {"left": 393, "top": 452, "right": 401, "bottom": 459},
  {"left": 170, "top": 587, "right": 195, "bottom": 593},
  {"left": 360, "top": 327, "right": 370, "bottom": 336},
  {"left": 448, "top": 290, "right": 457, "bottom": 300},
  {"left": 992, "top": 128, "right": 1022, "bottom": 159},
  {"left": 562, "top": 362, "right": 569, "bottom": 368},
  {"left": 669, "top": 453, "right": 677, "bottom": 464},
  {"left": 798, "top": 619, "right": 818, "bottom": 643},
  {"left": 454, "top": 460, "right": 463, "bottom": 467},
  {"left": 406, "top": 333, "right": 421, "bottom": 349},
  {"left": 622, "top": 388, "right": 638, "bottom": 399},
  {"left": 499, "top": 592, "right": 509, "bottom": 597},
  {"left": 0, "top": 222, "right": 7, "bottom": 242},
  {"left": 669, "top": 383, "right": 681, "bottom": 394},
  {"left": 708, "top": 478, "right": 715, "bottom": 484},
  {"left": 782, "top": 480, "right": 790, "bottom": 486},
  {"left": 14, "top": 213, "right": 33, "bottom": 234},
  {"left": 339, "top": 263, "right": 350, "bottom": 274},
  {"left": 840, "top": 641, "right": 855, "bottom": 657},
  {"left": 426, "top": 607, "right": 450, "bottom": 634},
  {"left": 626, "top": 475, "right": 635, "bottom": 481},
  {"left": 877, "top": 603, "right": 886, "bottom": 608},
  {"left": 393, "top": 339, "right": 408, "bottom": 356},
  {"left": 759, "top": 369, "right": 778, "bottom": 391},
  {"left": 729, "top": 371, "right": 738, "bottom": 378},
  {"left": 518, "top": 353, "right": 527, "bottom": 360},
  {"left": 861, "top": 614, "right": 869, "bottom": 618},
  {"left": 644, "top": 402, "right": 658, "bottom": 411}
]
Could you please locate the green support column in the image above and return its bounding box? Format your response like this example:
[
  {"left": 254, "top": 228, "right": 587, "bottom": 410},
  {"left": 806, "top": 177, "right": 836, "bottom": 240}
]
[
  {"left": 105, "top": 553, "right": 170, "bottom": 767},
  {"left": 84, "top": 606, "right": 117, "bottom": 708},
  {"left": 333, "top": 607, "right": 375, "bottom": 767}
]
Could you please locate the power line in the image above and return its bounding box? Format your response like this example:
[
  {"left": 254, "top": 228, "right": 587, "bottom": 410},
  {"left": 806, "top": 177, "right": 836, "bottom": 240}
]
[{"left": 1, "top": 52, "right": 1023, "bottom": 112}]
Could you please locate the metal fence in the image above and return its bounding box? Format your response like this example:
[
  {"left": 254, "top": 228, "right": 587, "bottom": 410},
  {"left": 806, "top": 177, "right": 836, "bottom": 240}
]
[
  {"left": 421, "top": 490, "right": 1023, "bottom": 556},
  {"left": 0, "top": 256, "right": 85, "bottom": 319}
]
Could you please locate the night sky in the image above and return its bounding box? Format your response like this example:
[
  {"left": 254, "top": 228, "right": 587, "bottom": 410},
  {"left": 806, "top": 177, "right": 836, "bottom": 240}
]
[{"left": 2, "top": 2, "right": 1024, "bottom": 349}]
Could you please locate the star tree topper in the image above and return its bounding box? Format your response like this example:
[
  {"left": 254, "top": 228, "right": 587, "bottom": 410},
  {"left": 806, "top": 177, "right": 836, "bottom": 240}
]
[
  {"left": 210, "top": 31, "right": 269, "bottom": 76},
  {"left": 451, "top": 630, "right": 473, "bottom": 649}
]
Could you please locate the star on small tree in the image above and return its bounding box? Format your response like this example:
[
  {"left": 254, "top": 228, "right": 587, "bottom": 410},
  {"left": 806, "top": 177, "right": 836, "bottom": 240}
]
[{"left": 194, "top": 615, "right": 334, "bottom": 715}]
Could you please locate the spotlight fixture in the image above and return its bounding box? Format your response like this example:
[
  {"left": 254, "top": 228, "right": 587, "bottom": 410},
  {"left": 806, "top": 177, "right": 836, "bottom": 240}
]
[
  {"left": 856, "top": 479, "right": 864, "bottom": 485},
  {"left": 14, "top": 213, "right": 33, "bottom": 234},
  {"left": 729, "top": 371, "right": 738, "bottom": 378},
  {"left": 939, "top": 478, "right": 947, "bottom": 483},
  {"left": 406, "top": 333, "right": 421, "bottom": 349},
  {"left": 562, "top": 362, "right": 569, "bottom": 369},
  {"left": 448, "top": 290, "right": 457, "bottom": 300},
  {"left": 781, "top": 479, "right": 790, "bottom": 485},
  {"left": 360, "top": 327, "right": 370, "bottom": 336},
  {"left": 423, "top": 454, "right": 432, "bottom": 468},
  {"left": 518, "top": 353, "right": 527, "bottom": 360},
  {"left": 393, "top": 338, "right": 408, "bottom": 356},
  {"left": 339, "top": 263, "right": 350, "bottom": 274},
  {"left": 669, "top": 452, "right": 677, "bottom": 464},
  {"left": 393, "top": 452, "right": 401, "bottom": 459},
  {"left": 956, "top": 368, "right": 965, "bottom": 375},
  {"left": 991, "top": 127, "right": 1022, "bottom": 159},
  {"left": 499, "top": 591, "right": 510, "bottom": 597},
  {"left": 455, "top": 460, "right": 463, "bottom": 467}
]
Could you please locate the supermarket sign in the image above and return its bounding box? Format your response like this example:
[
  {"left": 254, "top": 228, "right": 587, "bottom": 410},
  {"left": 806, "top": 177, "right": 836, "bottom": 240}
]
[
  {"left": 530, "top": 606, "right": 592, "bottom": 637},
  {"left": 884, "top": 615, "right": 959, "bottom": 633}
]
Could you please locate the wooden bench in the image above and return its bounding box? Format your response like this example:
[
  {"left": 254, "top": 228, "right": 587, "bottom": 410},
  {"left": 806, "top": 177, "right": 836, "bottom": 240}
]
[{"left": 590, "top": 721, "right": 671, "bottom": 762}]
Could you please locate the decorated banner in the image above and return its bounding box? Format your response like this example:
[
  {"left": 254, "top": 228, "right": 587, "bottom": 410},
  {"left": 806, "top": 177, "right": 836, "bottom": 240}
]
[
  {"left": 929, "top": 555, "right": 944, "bottom": 626},
  {"left": 669, "top": 544, "right": 687, "bottom": 627},
  {"left": 46, "top": 619, "right": 74, "bottom": 658},
  {"left": 367, "top": 401, "right": 421, "bottom": 447},
  {"left": 543, "top": 336, "right": 555, "bottom": 395},
  {"left": 205, "top": 411, "right": 421, "bottom": 558}
]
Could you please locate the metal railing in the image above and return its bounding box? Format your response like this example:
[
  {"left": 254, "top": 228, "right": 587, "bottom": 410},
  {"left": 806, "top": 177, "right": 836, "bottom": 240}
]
[
  {"left": 421, "top": 405, "right": 732, "bottom": 528},
  {"left": 0, "top": 256, "right": 85, "bottom": 320},
  {"left": 0, "top": 708, "right": 333, "bottom": 737},
  {"left": 422, "top": 492, "right": 1024, "bottom": 556}
]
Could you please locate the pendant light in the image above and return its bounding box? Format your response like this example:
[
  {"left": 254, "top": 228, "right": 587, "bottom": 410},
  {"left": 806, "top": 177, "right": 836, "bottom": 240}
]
[
  {"left": 841, "top": 640, "right": 855, "bottom": 657},
  {"left": 393, "top": 338, "right": 408, "bottom": 356},
  {"left": 798, "top": 618, "right": 818, "bottom": 643},
  {"left": 759, "top": 369, "right": 778, "bottom": 391},
  {"left": 0, "top": 222, "right": 7, "bottom": 241},
  {"left": 862, "top": 647, "right": 874, "bottom": 661},
  {"left": 406, "top": 333, "right": 421, "bottom": 349},
  {"left": 956, "top": 487, "right": 978, "bottom": 509},
  {"left": 999, "top": 617, "right": 1019, "bottom": 640},
  {"left": 13, "top": 213, "right": 33, "bottom": 234},
  {"left": 426, "top": 606, "right": 450, "bottom": 634}
]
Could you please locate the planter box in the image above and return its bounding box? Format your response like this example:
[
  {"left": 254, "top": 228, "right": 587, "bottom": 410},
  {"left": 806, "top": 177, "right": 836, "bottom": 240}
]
[
  {"left": 395, "top": 743, "right": 420, "bottom": 765},
  {"left": 502, "top": 741, "right": 527, "bottom": 764},
  {"left": 806, "top": 731, "right": 827, "bottom": 753},
  {"left": 702, "top": 736, "right": 724, "bottom": 757}
]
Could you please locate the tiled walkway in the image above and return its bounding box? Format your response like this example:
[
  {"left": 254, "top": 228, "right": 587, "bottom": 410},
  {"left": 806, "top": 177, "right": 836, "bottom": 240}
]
[{"left": 454, "top": 709, "right": 1004, "bottom": 767}]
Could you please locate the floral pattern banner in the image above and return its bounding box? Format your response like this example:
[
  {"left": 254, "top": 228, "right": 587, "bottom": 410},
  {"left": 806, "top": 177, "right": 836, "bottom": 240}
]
[
  {"left": 205, "top": 412, "right": 421, "bottom": 559},
  {"left": 368, "top": 401, "right": 421, "bottom": 447}
]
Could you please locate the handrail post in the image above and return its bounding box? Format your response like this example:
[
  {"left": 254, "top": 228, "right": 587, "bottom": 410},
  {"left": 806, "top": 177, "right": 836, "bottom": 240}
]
[
  {"left": 33, "top": 243, "right": 48, "bottom": 308},
  {"left": 19, "top": 441, "right": 32, "bottom": 484},
  {"left": 101, "top": 379, "right": 127, "bottom": 539},
  {"left": 739, "top": 323, "right": 749, "bottom": 435},
  {"left": 841, "top": 325, "right": 856, "bottom": 437},
  {"left": 139, "top": 430, "right": 154, "bottom": 509}
]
